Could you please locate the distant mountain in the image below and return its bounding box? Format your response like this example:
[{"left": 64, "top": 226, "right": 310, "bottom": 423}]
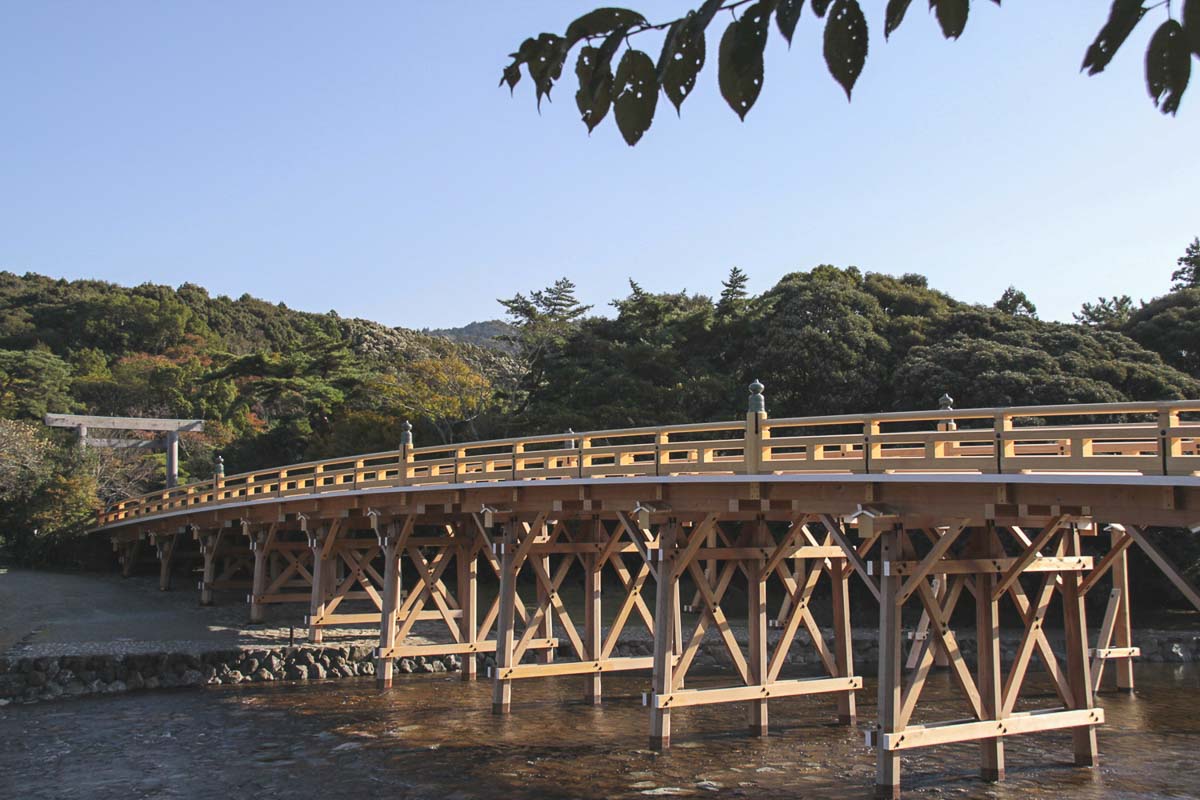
[{"left": 425, "top": 319, "right": 516, "bottom": 351}]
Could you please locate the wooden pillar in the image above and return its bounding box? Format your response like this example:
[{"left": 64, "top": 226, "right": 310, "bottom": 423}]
[
  {"left": 649, "top": 521, "right": 678, "bottom": 750},
  {"left": 120, "top": 538, "right": 141, "bottom": 578},
  {"left": 832, "top": 557, "right": 858, "bottom": 725},
  {"left": 376, "top": 525, "right": 402, "bottom": 688},
  {"left": 199, "top": 531, "right": 217, "bottom": 606},
  {"left": 537, "top": 551, "right": 555, "bottom": 664},
  {"left": 492, "top": 521, "right": 518, "bottom": 714},
  {"left": 1109, "top": 526, "right": 1135, "bottom": 692},
  {"left": 250, "top": 529, "right": 268, "bottom": 623},
  {"left": 584, "top": 519, "right": 603, "bottom": 704},
  {"left": 974, "top": 528, "right": 1005, "bottom": 782},
  {"left": 1063, "top": 526, "right": 1100, "bottom": 767},
  {"left": 875, "top": 525, "right": 903, "bottom": 800},
  {"left": 308, "top": 526, "right": 329, "bottom": 644},
  {"left": 748, "top": 535, "right": 769, "bottom": 737},
  {"left": 458, "top": 528, "right": 478, "bottom": 682},
  {"left": 932, "top": 573, "right": 949, "bottom": 667},
  {"left": 157, "top": 532, "right": 177, "bottom": 592}
]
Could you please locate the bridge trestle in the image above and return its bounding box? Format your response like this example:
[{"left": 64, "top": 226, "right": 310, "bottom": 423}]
[{"left": 870, "top": 519, "right": 1105, "bottom": 799}]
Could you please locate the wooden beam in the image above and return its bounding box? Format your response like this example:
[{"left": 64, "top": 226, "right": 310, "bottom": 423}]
[
  {"left": 875, "top": 708, "right": 1104, "bottom": 751},
  {"left": 44, "top": 413, "right": 204, "bottom": 432},
  {"left": 653, "top": 676, "right": 862, "bottom": 709},
  {"left": 1124, "top": 524, "right": 1200, "bottom": 611}
]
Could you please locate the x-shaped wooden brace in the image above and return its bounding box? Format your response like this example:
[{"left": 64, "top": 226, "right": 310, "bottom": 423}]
[
  {"left": 673, "top": 523, "right": 757, "bottom": 690},
  {"left": 514, "top": 549, "right": 585, "bottom": 663},
  {"left": 392, "top": 545, "right": 458, "bottom": 643},
  {"left": 597, "top": 516, "right": 661, "bottom": 656},
  {"left": 322, "top": 542, "right": 384, "bottom": 616},
  {"left": 263, "top": 546, "right": 313, "bottom": 596}
]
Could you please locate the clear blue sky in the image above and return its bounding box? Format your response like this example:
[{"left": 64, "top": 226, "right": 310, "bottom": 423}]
[{"left": 1, "top": 2, "right": 1196, "bottom": 328}]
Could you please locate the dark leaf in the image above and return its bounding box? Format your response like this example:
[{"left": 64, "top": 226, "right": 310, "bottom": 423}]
[
  {"left": 930, "top": 0, "right": 969, "bottom": 40},
  {"left": 499, "top": 62, "right": 521, "bottom": 93},
  {"left": 591, "top": 27, "right": 631, "bottom": 100},
  {"left": 1184, "top": 0, "right": 1200, "bottom": 57},
  {"left": 524, "top": 33, "right": 567, "bottom": 109},
  {"left": 718, "top": 2, "right": 772, "bottom": 120},
  {"left": 1082, "top": 0, "right": 1147, "bottom": 75},
  {"left": 884, "top": 0, "right": 913, "bottom": 39},
  {"left": 776, "top": 0, "right": 806, "bottom": 45},
  {"left": 564, "top": 8, "right": 648, "bottom": 51},
  {"left": 693, "top": 0, "right": 728, "bottom": 33},
  {"left": 824, "top": 0, "right": 869, "bottom": 100},
  {"left": 575, "top": 47, "right": 613, "bottom": 132},
  {"left": 613, "top": 49, "right": 659, "bottom": 145},
  {"left": 812, "top": 0, "right": 833, "bottom": 17},
  {"left": 659, "top": 18, "right": 707, "bottom": 113},
  {"left": 1146, "top": 20, "right": 1191, "bottom": 115}
]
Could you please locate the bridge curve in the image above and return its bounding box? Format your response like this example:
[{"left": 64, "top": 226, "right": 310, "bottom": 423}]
[{"left": 94, "top": 392, "right": 1200, "bottom": 799}]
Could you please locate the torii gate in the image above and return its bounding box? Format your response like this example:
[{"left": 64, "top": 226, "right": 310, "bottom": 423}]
[{"left": 43, "top": 413, "right": 204, "bottom": 488}]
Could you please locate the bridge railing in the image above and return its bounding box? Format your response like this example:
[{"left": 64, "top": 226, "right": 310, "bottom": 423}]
[{"left": 95, "top": 394, "right": 1200, "bottom": 527}]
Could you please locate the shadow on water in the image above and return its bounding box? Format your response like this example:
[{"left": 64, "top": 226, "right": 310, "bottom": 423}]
[{"left": 2, "top": 665, "right": 1199, "bottom": 799}]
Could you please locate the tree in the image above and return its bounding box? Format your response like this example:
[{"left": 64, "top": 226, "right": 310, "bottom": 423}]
[
  {"left": 384, "top": 355, "right": 495, "bottom": 443},
  {"left": 0, "top": 420, "right": 50, "bottom": 502},
  {"left": 716, "top": 267, "right": 750, "bottom": 318},
  {"left": 502, "top": 2, "right": 1200, "bottom": 146},
  {"left": 0, "top": 348, "right": 74, "bottom": 419},
  {"left": 1171, "top": 237, "right": 1200, "bottom": 290},
  {"left": 1124, "top": 288, "right": 1200, "bottom": 378},
  {"left": 499, "top": 278, "right": 592, "bottom": 411},
  {"left": 1074, "top": 295, "right": 1135, "bottom": 329},
  {"left": 994, "top": 286, "right": 1038, "bottom": 318}
]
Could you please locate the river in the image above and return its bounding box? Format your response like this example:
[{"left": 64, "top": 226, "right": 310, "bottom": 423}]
[{"left": 2, "top": 664, "right": 1198, "bottom": 799}]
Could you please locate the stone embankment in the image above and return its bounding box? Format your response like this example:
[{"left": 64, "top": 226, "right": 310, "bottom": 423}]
[{"left": 3, "top": 627, "right": 1199, "bottom": 706}]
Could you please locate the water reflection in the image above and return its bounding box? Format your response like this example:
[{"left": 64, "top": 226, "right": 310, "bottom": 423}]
[{"left": 2, "top": 665, "right": 1198, "bottom": 799}]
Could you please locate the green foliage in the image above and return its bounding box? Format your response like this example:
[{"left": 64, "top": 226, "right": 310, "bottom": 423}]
[
  {"left": 994, "top": 286, "right": 1038, "bottom": 318},
  {"left": 504, "top": 1, "right": 1196, "bottom": 146},
  {"left": 1125, "top": 288, "right": 1200, "bottom": 378},
  {"left": 1171, "top": 237, "right": 1200, "bottom": 290},
  {"left": 1075, "top": 295, "right": 1135, "bottom": 330},
  {"left": 0, "top": 348, "right": 74, "bottom": 419}
]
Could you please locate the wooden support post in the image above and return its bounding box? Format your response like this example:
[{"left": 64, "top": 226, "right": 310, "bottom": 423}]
[
  {"left": 974, "top": 529, "right": 1005, "bottom": 782},
  {"left": 250, "top": 529, "right": 268, "bottom": 623},
  {"left": 832, "top": 557, "right": 858, "bottom": 725},
  {"left": 200, "top": 531, "right": 217, "bottom": 606},
  {"left": 492, "top": 522, "right": 518, "bottom": 714},
  {"left": 537, "top": 551, "right": 555, "bottom": 664},
  {"left": 157, "top": 532, "right": 177, "bottom": 592},
  {"left": 308, "top": 526, "right": 328, "bottom": 644},
  {"left": 650, "top": 521, "right": 679, "bottom": 750},
  {"left": 377, "top": 526, "right": 402, "bottom": 688},
  {"left": 933, "top": 574, "right": 949, "bottom": 667},
  {"left": 1063, "top": 527, "right": 1100, "bottom": 768},
  {"left": 748, "top": 537, "right": 769, "bottom": 737},
  {"left": 121, "top": 539, "right": 141, "bottom": 578},
  {"left": 584, "top": 522, "right": 603, "bottom": 704},
  {"left": 1109, "top": 526, "right": 1134, "bottom": 692},
  {"left": 875, "top": 525, "right": 903, "bottom": 800},
  {"left": 458, "top": 528, "right": 478, "bottom": 682}
]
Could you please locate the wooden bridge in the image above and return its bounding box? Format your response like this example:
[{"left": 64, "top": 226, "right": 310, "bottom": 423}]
[{"left": 94, "top": 385, "right": 1200, "bottom": 798}]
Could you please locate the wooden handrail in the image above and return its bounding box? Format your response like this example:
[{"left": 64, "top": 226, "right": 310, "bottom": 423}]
[{"left": 95, "top": 400, "right": 1200, "bottom": 526}]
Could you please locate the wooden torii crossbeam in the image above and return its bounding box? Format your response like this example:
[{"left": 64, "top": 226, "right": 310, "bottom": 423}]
[{"left": 44, "top": 413, "right": 204, "bottom": 488}]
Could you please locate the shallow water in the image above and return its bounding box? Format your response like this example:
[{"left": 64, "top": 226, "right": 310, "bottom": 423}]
[{"left": 2, "top": 665, "right": 1198, "bottom": 799}]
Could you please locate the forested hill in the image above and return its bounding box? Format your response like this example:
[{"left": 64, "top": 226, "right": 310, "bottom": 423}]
[{"left": 2, "top": 253, "right": 1200, "bottom": 563}]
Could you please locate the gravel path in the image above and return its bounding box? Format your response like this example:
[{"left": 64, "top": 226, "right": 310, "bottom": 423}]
[{"left": 0, "top": 566, "right": 376, "bottom": 658}]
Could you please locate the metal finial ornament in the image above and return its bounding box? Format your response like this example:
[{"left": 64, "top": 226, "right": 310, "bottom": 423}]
[
  {"left": 401, "top": 420, "right": 413, "bottom": 448},
  {"left": 214, "top": 455, "right": 225, "bottom": 479},
  {"left": 938, "top": 393, "right": 954, "bottom": 411},
  {"left": 748, "top": 379, "right": 766, "bottom": 414}
]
